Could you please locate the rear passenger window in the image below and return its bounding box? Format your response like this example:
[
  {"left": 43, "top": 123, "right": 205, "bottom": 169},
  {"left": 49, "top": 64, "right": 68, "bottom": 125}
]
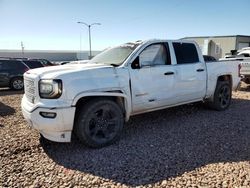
[{"left": 173, "top": 43, "right": 199, "bottom": 64}]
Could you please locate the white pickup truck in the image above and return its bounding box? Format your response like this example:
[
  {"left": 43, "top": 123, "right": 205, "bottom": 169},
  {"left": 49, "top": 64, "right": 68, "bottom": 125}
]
[{"left": 22, "top": 39, "right": 241, "bottom": 148}]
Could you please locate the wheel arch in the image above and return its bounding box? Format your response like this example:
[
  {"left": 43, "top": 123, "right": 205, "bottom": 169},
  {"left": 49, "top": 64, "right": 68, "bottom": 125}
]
[
  {"left": 217, "top": 74, "right": 232, "bottom": 88},
  {"left": 206, "top": 74, "right": 232, "bottom": 102},
  {"left": 72, "top": 91, "right": 131, "bottom": 122},
  {"left": 9, "top": 75, "right": 23, "bottom": 84},
  {"left": 205, "top": 75, "right": 232, "bottom": 110}
]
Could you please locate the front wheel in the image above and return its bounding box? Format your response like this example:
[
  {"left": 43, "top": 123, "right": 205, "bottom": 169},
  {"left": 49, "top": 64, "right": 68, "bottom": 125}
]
[
  {"left": 75, "top": 99, "right": 124, "bottom": 148},
  {"left": 206, "top": 81, "right": 232, "bottom": 111}
]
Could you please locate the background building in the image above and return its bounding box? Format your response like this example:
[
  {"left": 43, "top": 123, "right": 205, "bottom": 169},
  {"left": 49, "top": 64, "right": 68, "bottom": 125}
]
[
  {"left": 183, "top": 35, "right": 250, "bottom": 59},
  {"left": 0, "top": 50, "right": 101, "bottom": 62}
]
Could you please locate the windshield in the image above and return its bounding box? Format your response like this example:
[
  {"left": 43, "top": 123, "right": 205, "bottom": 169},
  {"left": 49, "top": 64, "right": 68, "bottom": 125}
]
[{"left": 88, "top": 42, "right": 140, "bottom": 66}]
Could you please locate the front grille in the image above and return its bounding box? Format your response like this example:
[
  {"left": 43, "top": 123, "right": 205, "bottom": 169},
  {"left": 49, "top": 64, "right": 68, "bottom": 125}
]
[{"left": 24, "top": 78, "right": 36, "bottom": 103}]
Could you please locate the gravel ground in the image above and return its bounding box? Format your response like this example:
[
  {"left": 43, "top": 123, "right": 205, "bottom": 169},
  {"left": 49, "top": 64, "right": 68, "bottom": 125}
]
[{"left": 0, "top": 84, "right": 250, "bottom": 187}]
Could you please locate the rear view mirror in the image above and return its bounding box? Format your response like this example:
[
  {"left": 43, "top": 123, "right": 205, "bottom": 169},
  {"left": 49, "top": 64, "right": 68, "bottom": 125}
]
[{"left": 131, "top": 56, "right": 140, "bottom": 69}]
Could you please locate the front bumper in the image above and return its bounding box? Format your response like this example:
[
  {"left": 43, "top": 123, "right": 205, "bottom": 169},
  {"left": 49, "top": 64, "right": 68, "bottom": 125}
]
[{"left": 21, "top": 96, "right": 76, "bottom": 142}]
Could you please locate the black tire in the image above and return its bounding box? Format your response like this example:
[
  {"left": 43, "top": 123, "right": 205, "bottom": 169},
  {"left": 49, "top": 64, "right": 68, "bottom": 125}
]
[
  {"left": 10, "top": 77, "right": 24, "bottom": 90},
  {"left": 75, "top": 98, "right": 124, "bottom": 148},
  {"left": 206, "top": 81, "right": 232, "bottom": 111}
]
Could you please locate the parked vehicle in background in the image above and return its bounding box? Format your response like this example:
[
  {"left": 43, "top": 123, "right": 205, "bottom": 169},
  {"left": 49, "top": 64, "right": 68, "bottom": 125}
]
[
  {"left": 0, "top": 58, "right": 49, "bottom": 90},
  {"left": 0, "top": 57, "right": 55, "bottom": 67},
  {"left": 237, "top": 47, "right": 250, "bottom": 57},
  {"left": 223, "top": 47, "right": 250, "bottom": 59},
  {"left": 203, "top": 55, "right": 217, "bottom": 62},
  {"left": 22, "top": 39, "right": 241, "bottom": 148},
  {"left": 29, "top": 59, "right": 55, "bottom": 66},
  {"left": 0, "top": 59, "right": 29, "bottom": 90},
  {"left": 22, "top": 60, "right": 44, "bottom": 69}
]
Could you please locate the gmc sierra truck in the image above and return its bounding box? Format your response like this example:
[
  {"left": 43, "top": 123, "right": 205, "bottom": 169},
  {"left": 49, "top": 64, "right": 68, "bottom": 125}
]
[{"left": 22, "top": 39, "right": 241, "bottom": 148}]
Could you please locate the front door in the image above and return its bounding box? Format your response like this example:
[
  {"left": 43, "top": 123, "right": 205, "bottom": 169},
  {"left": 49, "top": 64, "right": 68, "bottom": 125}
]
[{"left": 129, "top": 43, "right": 176, "bottom": 113}]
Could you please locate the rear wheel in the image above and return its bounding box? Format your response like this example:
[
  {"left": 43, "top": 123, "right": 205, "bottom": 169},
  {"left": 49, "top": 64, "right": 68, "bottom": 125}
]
[
  {"left": 10, "top": 77, "right": 24, "bottom": 90},
  {"left": 75, "top": 99, "right": 124, "bottom": 148},
  {"left": 206, "top": 81, "right": 231, "bottom": 111}
]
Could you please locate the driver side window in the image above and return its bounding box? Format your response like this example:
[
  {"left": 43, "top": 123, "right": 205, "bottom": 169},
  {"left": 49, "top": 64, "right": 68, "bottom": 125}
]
[{"left": 139, "top": 44, "right": 169, "bottom": 67}]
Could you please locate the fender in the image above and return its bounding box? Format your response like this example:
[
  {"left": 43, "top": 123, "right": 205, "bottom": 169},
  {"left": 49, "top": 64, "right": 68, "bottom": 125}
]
[{"left": 72, "top": 91, "right": 131, "bottom": 121}]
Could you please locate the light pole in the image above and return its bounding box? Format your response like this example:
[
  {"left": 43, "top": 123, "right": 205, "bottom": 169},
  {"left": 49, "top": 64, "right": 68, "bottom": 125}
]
[
  {"left": 77, "top": 21, "right": 101, "bottom": 59},
  {"left": 21, "top": 41, "right": 24, "bottom": 57}
]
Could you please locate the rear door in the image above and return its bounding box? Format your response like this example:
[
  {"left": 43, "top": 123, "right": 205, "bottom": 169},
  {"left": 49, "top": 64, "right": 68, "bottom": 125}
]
[{"left": 171, "top": 42, "right": 207, "bottom": 102}]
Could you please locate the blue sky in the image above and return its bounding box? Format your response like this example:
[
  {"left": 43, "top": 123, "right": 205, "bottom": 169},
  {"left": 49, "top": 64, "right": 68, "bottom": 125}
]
[{"left": 0, "top": 0, "right": 249, "bottom": 51}]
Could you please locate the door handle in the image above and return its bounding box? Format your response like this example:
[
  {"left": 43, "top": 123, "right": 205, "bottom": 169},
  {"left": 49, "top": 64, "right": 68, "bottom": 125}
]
[
  {"left": 164, "top": 72, "right": 174, "bottom": 75},
  {"left": 196, "top": 69, "right": 204, "bottom": 72},
  {"left": 148, "top": 99, "right": 155, "bottom": 102}
]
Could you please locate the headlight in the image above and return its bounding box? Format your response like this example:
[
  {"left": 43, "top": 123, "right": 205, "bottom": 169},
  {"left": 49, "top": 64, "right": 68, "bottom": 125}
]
[{"left": 39, "top": 79, "right": 62, "bottom": 99}]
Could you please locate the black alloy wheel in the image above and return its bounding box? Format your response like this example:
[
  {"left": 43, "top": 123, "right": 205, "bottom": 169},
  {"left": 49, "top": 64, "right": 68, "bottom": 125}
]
[
  {"left": 218, "top": 84, "right": 231, "bottom": 109},
  {"left": 206, "top": 81, "right": 232, "bottom": 111},
  {"left": 75, "top": 99, "right": 124, "bottom": 148}
]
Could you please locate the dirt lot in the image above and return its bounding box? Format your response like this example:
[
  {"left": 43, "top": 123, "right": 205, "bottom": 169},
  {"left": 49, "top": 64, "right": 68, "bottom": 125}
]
[{"left": 0, "top": 84, "right": 250, "bottom": 187}]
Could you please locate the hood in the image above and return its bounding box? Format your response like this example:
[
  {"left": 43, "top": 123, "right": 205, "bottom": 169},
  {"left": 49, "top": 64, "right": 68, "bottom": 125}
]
[{"left": 26, "top": 63, "right": 113, "bottom": 79}]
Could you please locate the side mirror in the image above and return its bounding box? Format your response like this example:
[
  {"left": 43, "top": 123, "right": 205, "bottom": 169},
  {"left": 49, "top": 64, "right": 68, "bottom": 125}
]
[{"left": 131, "top": 56, "right": 140, "bottom": 69}]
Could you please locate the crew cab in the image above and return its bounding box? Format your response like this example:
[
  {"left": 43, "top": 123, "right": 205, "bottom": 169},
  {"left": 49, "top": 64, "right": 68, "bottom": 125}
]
[{"left": 21, "top": 39, "right": 241, "bottom": 148}]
